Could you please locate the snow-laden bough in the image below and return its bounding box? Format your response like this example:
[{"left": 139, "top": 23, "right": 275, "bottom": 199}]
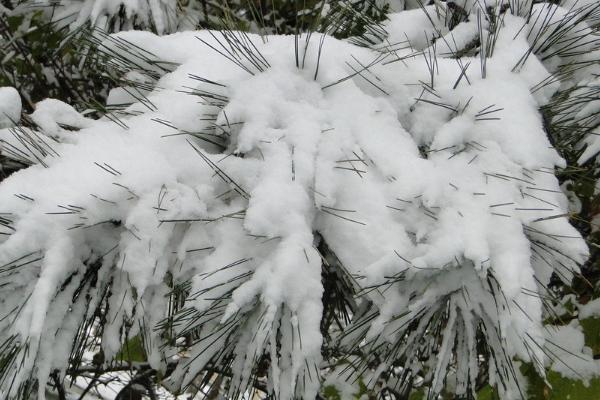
[{"left": 0, "top": 2, "right": 595, "bottom": 398}]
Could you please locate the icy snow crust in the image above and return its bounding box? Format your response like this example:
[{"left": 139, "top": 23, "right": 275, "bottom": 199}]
[{"left": 0, "top": 8, "right": 592, "bottom": 399}]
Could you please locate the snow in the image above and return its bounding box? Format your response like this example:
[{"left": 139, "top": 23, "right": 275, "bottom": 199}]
[
  {"left": 545, "top": 323, "right": 600, "bottom": 381},
  {"left": 580, "top": 298, "right": 600, "bottom": 319},
  {"left": 0, "top": 87, "right": 21, "bottom": 128},
  {"left": 11, "top": 0, "right": 180, "bottom": 33},
  {"left": 0, "top": 2, "right": 595, "bottom": 399},
  {"left": 575, "top": 78, "right": 600, "bottom": 164},
  {"left": 31, "top": 99, "right": 94, "bottom": 140},
  {"left": 533, "top": 1, "right": 600, "bottom": 169}
]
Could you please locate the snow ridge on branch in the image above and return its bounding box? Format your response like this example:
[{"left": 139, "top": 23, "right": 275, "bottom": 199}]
[{"left": 0, "top": 1, "right": 598, "bottom": 398}]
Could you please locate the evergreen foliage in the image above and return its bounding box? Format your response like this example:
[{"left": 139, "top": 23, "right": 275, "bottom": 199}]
[{"left": 0, "top": 1, "right": 599, "bottom": 399}]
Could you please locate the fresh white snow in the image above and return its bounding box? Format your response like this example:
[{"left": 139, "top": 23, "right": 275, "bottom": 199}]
[{"left": 0, "top": 1, "right": 598, "bottom": 398}]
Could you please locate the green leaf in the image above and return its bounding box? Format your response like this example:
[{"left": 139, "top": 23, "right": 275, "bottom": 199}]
[
  {"left": 477, "top": 385, "right": 499, "bottom": 400},
  {"left": 546, "top": 371, "right": 600, "bottom": 399},
  {"left": 116, "top": 335, "right": 147, "bottom": 363},
  {"left": 580, "top": 318, "right": 600, "bottom": 357},
  {"left": 408, "top": 387, "right": 426, "bottom": 400},
  {"left": 521, "top": 361, "right": 600, "bottom": 400}
]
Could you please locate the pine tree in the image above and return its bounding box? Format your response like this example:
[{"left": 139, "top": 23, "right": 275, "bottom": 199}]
[{"left": 0, "top": 1, "right": 599, "bottom": 399}]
